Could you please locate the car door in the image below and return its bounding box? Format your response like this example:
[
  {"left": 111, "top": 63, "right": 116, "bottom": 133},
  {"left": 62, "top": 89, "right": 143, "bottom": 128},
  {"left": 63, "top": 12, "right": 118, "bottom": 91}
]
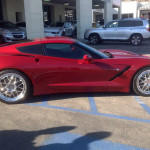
[
  {"left": 37, "top": 43, "right": 110, "bottom": 94},
  {"left": 116, "top": 21, "right": 135, "bottom": 40},
  {"left": 102, "top": 21, "right": 119, "bottom": 39}
]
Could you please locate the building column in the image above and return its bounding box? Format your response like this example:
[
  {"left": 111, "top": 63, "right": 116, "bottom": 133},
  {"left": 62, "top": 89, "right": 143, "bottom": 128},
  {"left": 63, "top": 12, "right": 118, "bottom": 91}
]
[
  {"left": 24, "top": 0, "right": 44, "bottom": 40},
  {"left": 76, "top": 0, "right": 92, "bottom": 39},
  {"left": 104, "top": 0, "right": 113, "bottom": 24},
  {"left": 118, "top": 7, "right": 121, "bottom": 19}
]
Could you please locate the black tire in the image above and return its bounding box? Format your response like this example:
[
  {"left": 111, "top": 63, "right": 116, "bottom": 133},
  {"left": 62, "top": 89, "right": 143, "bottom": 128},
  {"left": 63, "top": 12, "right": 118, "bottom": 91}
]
[
  {"left": 130, "top": 34, "right": 143, "bottom": 46},
  {"left": 133, "top": 67, "right": 150, "bottom": 96},
  {"left": 89, "top": 34, "right": 100, "bottom": 45},
  {"left": 0, "top": 70, "right": 32, "bottom": 104},
  {"left": 62, "top": 32, "right": 65, "bottom": 36},
  {"left": 0, "top": 35, "right": 4, "bottom": 44}
]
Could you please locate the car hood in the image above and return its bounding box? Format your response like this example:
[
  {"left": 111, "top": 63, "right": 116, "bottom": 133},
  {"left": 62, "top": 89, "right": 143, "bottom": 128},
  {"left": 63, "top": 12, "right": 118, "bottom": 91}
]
[
  {"left": 44, "top": 27, "right": 62, "bottom": 32},
  {"left": 99, "top": 49, "right": 143, "bottom": 58}
]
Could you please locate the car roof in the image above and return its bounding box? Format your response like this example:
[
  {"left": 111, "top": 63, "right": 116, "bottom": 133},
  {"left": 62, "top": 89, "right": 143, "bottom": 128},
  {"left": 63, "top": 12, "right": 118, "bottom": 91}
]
[
  {"left": 39, "top": 37, "right": 76, "bottom": 44},
  {"left": 4, "top": 37, "right": 76, "bottom": 48}
]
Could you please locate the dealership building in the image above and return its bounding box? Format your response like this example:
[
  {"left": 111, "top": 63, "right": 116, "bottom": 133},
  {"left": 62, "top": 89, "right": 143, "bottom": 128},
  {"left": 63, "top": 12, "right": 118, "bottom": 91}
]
[{"left": 0, "top": 0, "right": 121, "bottom": 39}]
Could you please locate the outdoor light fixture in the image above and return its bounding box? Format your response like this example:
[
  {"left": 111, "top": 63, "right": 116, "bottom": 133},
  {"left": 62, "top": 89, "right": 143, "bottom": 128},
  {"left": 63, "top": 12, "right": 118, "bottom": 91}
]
[{"left": 94, "top": 4, "right": 100, "bottom": 7}]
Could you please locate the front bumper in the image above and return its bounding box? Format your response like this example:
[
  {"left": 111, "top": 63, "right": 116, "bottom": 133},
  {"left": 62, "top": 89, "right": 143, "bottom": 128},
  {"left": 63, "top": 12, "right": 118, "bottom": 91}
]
[{"left": 4, "top": 34, "right": 26, "bottom": 43}]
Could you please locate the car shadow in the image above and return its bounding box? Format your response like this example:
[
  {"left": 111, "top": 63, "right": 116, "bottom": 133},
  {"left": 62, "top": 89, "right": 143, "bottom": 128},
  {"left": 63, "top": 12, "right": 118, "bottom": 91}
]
[
  {"left": 23, "top": 92, "right": 134, "bottom": 104},
  {"left": 0, "top": 126, "right": 111, "bottom": 150}
]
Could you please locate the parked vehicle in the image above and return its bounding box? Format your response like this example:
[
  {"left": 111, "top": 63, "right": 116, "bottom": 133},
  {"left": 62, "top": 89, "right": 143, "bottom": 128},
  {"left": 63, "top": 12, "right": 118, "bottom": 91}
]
[
  {"left": 16, "top": 21, "right": 75, "bottom": 37},
  {"left": 84, "top": 18, "right": 150, "bottom": 46},
  {"left": 0, "top": 21, "right": 26, "bottom": 44},
  {"left": 0, "top": 37, "right": 150, "bottom": 103},
  {"left": 52, "top": 22, "right": 75, "bottom": 36}
]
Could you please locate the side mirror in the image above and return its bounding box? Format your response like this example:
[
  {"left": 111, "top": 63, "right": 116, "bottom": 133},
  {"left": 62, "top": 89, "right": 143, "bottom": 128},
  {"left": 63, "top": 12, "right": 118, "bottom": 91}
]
[{"left": 83, "top": 54, "right": 94, "bottom": 64}]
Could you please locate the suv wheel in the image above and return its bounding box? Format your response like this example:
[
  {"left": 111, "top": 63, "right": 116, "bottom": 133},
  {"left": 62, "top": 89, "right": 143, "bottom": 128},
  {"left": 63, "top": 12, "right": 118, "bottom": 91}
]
[
  {"left": 0, "top": 36, "right": 4, "bottom": 44},
  {"left": 130, "top": 34, "right": 143, "bottom": 46},
  {"left": 89, "top": 34, "right": 100, "bottom": 45}
]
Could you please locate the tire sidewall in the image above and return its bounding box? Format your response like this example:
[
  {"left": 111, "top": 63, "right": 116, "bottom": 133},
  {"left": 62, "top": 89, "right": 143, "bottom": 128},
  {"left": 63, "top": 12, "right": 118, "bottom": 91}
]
[{"left": 133, "top": 67, "right": 150, "bottom": 97}]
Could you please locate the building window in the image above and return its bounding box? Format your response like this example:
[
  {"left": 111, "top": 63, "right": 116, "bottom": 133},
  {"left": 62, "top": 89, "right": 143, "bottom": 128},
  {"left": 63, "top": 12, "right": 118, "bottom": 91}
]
[{"left": 122, "top": 13, "right": 133, "bottom": 19}]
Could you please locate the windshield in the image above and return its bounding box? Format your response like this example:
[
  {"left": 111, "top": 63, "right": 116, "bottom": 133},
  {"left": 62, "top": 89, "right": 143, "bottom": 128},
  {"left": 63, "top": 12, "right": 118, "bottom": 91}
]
[
  {"left": 0, "top": 21, "right": 18, "bottom": 29},
  {"left": 55, "top": 22, "right": 64, "bottom": 27},
  {"left": 76, "top": 42, "right": 108, "bottom": 59}
]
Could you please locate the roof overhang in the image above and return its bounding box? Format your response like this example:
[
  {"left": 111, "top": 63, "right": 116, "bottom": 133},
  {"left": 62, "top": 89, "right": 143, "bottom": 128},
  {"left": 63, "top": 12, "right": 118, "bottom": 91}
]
[{"left": 139, "top": 2, "right": 150, "bottom": 10}]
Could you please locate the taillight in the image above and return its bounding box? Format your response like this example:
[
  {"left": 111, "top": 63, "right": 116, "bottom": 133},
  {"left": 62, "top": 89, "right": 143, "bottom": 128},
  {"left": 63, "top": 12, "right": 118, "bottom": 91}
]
[{"left": 147, "top": 28, "right": 150, "bottom": 31}]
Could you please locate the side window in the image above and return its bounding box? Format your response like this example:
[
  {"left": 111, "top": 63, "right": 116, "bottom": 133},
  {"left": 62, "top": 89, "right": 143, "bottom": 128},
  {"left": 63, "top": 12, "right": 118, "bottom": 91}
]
[
  {"left": 118, "top": 21, "right": 135, "bottom": 27},
  {"left": 105, "top": 21, "right": 118, "bottom": 28},
  {"left": 17, "top": 44, "right": 44, "bottom": 55},
  {"left": 134, "top": 21, "right": 143, "bottom": 27},
  {"left": 44, "top": 43, "right": 88, "bottom": 59}
]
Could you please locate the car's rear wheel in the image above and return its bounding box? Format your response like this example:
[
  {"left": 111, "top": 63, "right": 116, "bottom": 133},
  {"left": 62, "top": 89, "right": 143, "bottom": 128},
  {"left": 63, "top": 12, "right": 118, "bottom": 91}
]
[
  {"left": 0, "top": 70, "right": 31, "bottom": 104},
  {"left": 89, "top": 34, "right": 100, "bottom": 45},
  {"left": 133, "top": 67, "right": 150, "bottom": 96},
  {"left": 130, "top": 34, "right": 143, "bottom": 46},
  {"left": 0, "top": 36, "right": 4, "bottom": 44}
]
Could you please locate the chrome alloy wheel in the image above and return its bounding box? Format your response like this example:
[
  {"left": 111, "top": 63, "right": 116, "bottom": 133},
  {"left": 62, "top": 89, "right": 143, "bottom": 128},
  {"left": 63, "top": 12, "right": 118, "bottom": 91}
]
[
  {"left": 131, "top": 35, "right": 142, "bottom": 45},
  {"left": 0, "top": 73, "right": 27, "bottom": 102},
  {"left": 90, "top": 35, "right": 99, "bottom": 45},
  {"left": 136, "top": 70, "right": 150, "bottom": 95}
]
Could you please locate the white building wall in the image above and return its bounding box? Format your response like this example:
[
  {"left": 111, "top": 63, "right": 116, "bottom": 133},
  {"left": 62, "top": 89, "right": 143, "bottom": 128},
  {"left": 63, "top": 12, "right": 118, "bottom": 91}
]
[
  {"left": 121, "top": 1, "right": 138, "bottom": 18},
  {"left": 2, "top": 0, "right": 25, "bottom": 23}
]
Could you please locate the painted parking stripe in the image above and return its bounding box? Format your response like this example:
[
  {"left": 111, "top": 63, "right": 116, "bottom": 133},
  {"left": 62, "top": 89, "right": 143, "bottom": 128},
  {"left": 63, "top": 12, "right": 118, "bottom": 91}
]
[
  {"left": 26, "top": 100, "right": 150, "bottom": 124},
  {"left": 88, "top": 94, "right": 99, "bottom": 113},
  {"left": 40, "top": 132, "right": 149, "bottom": 150},
  {"left": 134, "top": 96, "right": 150, "bottom": 115}
]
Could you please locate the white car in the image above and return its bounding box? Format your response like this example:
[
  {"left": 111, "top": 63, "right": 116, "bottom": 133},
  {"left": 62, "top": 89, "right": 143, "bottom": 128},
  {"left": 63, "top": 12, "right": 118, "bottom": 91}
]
[{"left": 16, "top": 22, "right": 75, "bottom": 37}]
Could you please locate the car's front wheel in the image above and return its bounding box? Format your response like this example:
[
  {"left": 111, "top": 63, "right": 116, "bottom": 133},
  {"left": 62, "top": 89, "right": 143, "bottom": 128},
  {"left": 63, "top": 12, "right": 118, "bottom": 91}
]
[
  {"left": 89, "top": 34, "right": 100, "bottom": 45},
  {"left": 130, "top": 34, "right": 143, "bottom": 46},
  {"left": 0, "top": 70, "right": 31, "bottom": 104},
  {"left": 133, "top": 67, "right": 150, "bottom": 96}
]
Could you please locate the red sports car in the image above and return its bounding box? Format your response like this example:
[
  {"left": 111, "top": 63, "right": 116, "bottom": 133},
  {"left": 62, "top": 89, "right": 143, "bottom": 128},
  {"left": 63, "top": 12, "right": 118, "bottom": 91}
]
[{"left": 0, "top": 37, "right": 150, "bottom": 103}]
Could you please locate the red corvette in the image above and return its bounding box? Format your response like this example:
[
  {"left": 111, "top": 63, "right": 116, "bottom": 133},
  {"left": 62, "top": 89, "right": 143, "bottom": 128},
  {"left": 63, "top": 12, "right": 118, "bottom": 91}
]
[{"left": 0, "top": 37, "right": 150, "bottom": 103}]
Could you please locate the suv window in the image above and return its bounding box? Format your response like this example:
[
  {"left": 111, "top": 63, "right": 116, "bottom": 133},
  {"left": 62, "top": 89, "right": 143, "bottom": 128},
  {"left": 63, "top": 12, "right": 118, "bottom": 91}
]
[
  {"left": 44, "top": 43, "right": 88, "bottom": 59},
  {"left": 118, "top": 21, "right": 135, "bottom": 27},
  {"left": 17, "top": 44, "right": 44, "bottom": 55},
  {"left": 134, "top": 21, "right": 143, "bottom": 26},
  {"left": 105, "top": 21, "right": 118, "bottom": 28}
]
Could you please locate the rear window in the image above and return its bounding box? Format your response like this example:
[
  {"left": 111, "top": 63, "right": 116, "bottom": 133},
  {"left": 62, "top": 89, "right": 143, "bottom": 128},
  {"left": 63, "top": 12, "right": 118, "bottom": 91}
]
[
  {"left": 17, "top": 44, "right": 44, "bottom": 55},
  {"left": 134, "top": 21, "right": 143, "bottom": 26}
]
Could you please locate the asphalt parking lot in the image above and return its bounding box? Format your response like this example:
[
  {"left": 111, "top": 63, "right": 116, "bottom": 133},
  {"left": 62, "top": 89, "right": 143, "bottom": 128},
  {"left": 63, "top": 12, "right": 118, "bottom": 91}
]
[{"left": 0, "top": 41, "right": 150, "bottom": 150}]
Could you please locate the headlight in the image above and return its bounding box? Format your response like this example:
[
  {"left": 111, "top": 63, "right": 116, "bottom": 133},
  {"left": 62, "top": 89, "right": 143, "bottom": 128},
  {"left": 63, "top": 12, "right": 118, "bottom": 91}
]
[{"left": 2, "top": 30, "right": 12, "bottom": 36}]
